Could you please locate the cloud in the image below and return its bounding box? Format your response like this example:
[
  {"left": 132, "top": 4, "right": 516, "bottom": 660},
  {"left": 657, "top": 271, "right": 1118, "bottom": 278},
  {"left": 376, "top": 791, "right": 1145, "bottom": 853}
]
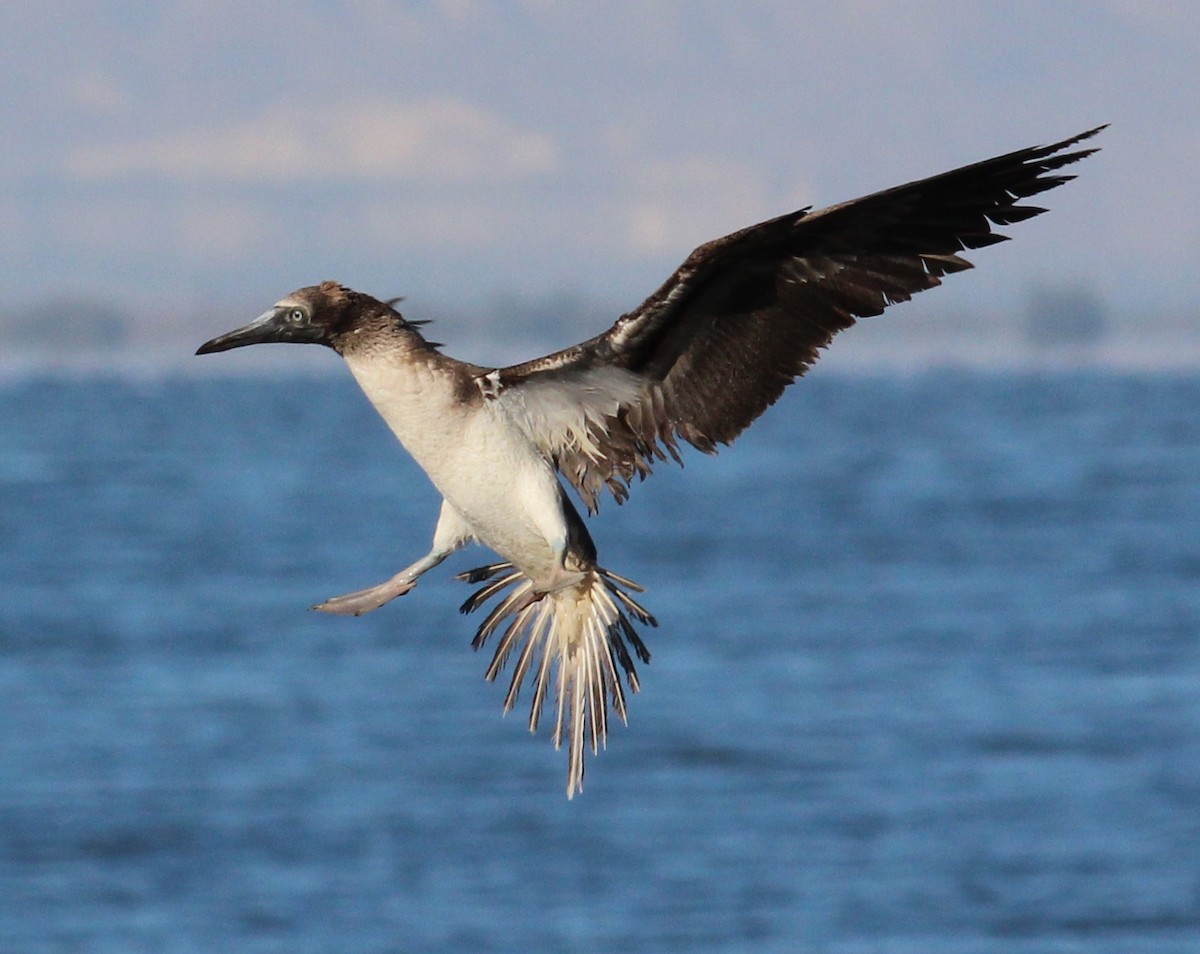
[
  {"left": 64, "top": 97, "right": 558, "bottom": 184},
  {"left": 67, "top": 73, "right": 133, "bottom": 115},
  {"left": 621, "top": 156, "right": 773, "bottom": 255},
  {"left": 48, "top": 194, "right": 270, "bottom": 264}
]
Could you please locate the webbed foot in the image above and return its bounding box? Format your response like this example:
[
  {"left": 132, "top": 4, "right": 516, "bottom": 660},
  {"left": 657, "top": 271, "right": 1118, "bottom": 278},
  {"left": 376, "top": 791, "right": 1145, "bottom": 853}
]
[{"left": 312, "top": 576, "right": 417, "bottom": 616}]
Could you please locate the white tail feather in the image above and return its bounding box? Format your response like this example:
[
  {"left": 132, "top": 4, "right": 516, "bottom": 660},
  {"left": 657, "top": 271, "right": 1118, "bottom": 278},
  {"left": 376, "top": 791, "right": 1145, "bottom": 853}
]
[{"left": 457, "top": 564, "right": 656, "bottom": 798}]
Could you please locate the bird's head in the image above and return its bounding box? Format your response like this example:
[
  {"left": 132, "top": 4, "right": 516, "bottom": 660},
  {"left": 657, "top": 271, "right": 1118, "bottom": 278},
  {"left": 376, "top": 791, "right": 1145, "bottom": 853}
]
[{"left": 196, "top": 281, "right": 388, "bottom": 355}]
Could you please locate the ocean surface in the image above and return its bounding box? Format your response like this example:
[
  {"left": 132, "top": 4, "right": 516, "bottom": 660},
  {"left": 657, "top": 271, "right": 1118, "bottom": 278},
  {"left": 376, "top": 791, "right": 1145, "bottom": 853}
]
[{"left": 1, "top": 371, "right": 1198, "bottom": 953}]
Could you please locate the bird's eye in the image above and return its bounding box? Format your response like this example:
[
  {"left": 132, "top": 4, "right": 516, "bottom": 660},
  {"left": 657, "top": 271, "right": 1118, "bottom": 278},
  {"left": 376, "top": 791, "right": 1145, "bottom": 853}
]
[{"left": 289, "top": 308, "right": 306, "bottom": 323}]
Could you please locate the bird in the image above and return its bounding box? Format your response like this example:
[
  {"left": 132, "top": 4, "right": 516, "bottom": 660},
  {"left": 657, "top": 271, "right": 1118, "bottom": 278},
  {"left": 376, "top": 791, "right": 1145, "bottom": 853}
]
[{"left": 197, "top": 126, "right": 1103, "bottom": 796}]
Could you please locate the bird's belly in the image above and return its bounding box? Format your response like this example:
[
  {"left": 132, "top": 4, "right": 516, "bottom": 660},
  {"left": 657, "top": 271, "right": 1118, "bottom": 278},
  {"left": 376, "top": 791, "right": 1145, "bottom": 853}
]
[
  {"left": 341, "top": 354, "right": 573, "bottom": 584},
  {"left": 436, "top": 424, "right": 571, "bottom": 583},
  {"left": 408, "top": 410, "right": 570, "bottom": 585}
]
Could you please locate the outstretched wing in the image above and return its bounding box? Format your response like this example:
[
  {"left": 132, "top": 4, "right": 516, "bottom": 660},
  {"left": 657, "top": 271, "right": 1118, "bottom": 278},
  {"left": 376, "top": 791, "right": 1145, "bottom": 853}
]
[{"left": 491, "top": 126, "right": 1104, "bottom": 512}]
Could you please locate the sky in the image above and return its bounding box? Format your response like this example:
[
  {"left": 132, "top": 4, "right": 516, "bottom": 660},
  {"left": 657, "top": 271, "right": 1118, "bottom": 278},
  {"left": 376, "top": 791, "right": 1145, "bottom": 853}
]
[{"left": 1, "top": 2, "right": 1197, "bottom": 365}]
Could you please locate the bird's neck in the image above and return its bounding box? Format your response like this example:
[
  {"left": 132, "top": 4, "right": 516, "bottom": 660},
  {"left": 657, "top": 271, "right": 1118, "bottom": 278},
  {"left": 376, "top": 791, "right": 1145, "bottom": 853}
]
[{"left": 340, "top": 332, "right": 479, "bottom": 466}]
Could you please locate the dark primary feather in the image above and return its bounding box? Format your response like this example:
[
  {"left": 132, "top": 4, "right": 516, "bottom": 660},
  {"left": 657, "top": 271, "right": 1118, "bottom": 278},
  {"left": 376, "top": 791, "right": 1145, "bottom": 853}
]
[{"left": 500, "top": 126, "right": 1104, "bottom": 512}]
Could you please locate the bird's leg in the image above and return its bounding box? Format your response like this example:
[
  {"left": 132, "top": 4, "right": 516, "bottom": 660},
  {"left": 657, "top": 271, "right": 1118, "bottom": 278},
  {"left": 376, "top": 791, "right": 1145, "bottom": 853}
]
[
  {"left": 518, "top": 480, "right": 593, "bottom": 594},
  {"left": 312, "top": 500, "right": 474, "bottom": 616}
]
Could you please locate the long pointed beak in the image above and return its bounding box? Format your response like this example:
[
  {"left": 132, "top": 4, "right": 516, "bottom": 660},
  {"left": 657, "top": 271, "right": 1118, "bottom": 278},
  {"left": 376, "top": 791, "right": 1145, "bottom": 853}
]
[{"left": 196, "top": 308, "right": 286, "bottom": 355}]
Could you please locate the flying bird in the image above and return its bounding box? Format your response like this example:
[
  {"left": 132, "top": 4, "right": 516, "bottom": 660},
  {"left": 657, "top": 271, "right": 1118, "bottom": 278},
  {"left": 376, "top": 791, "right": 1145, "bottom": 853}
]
[{"left": 197, "top": 126, "right": 1103, "bottom": 796}]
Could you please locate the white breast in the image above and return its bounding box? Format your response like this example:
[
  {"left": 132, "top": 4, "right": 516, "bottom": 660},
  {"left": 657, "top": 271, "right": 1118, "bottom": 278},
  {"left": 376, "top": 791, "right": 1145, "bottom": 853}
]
[{"left": 343, "top": 350, "right": 571, "bottom": 584}]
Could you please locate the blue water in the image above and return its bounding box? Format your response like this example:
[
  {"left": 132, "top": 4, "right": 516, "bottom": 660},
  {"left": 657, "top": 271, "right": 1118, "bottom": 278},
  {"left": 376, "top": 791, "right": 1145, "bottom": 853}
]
[{"left": 2, "top": 372, "right": 1198, "bottom": 953}]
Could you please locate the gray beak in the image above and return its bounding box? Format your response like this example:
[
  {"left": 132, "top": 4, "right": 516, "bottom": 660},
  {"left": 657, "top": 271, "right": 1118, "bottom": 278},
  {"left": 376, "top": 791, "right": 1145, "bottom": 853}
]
[{"left": 196, "top": 307, "right": 324, "bottom": 355}]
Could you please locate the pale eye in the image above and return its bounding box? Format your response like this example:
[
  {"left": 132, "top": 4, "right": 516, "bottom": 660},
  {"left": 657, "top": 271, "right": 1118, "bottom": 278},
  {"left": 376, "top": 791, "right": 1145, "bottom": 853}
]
[{"left": 289, "top": 308, "right": 306, "bottom": 323}]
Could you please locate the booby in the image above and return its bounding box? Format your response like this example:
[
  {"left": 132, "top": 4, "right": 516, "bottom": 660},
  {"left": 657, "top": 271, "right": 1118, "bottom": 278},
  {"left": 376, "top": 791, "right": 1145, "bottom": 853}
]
[{"left": 197, "top": 126, "right": 1102, "bottom": 796}]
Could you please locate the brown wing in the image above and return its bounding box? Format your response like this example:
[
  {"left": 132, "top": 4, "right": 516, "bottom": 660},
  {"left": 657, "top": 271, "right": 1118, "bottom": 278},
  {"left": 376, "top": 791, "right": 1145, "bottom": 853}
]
[{"left": 496, "top": 126, "right": 1104, "bottom": 512}]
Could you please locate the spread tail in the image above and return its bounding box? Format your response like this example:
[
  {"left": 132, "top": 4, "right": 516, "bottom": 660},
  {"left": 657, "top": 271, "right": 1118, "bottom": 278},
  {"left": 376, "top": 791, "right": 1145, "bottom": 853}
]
[{"left": 456, "top": 562, "right": 657, "bottom": 797}]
